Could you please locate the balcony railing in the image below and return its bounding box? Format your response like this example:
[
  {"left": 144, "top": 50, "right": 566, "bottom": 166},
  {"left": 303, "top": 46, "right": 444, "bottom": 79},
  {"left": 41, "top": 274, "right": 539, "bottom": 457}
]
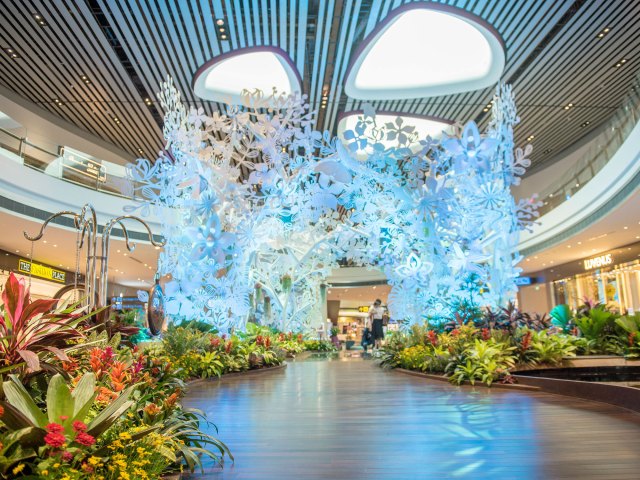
[
  {"left": 535, "top": 70, "right": 640, "bottom": 216},
  {"left": 0, "top": 127, "right": 135, "bottom": 199}
]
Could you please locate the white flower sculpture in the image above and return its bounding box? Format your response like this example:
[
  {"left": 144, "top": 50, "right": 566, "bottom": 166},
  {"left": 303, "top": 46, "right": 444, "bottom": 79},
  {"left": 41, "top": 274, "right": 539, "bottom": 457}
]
[{"left": 127, "top": 77, "right": 539, "bottom": 331}]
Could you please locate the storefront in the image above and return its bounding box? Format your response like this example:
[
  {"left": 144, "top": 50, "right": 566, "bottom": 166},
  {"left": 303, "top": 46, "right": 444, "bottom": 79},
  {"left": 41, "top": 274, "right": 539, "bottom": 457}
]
[
  {"left": 0, "top": 249, "right": 78, "bottom": 299},
  {"left": 544, "top": 242, "right": 640, "bottom": 314}
]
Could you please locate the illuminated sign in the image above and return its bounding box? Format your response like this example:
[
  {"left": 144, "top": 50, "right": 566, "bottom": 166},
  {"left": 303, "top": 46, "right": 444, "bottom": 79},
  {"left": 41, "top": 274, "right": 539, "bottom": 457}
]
[
  {"left": 358, "top": 306, "right": 370, "bottom": 313},
  {"left": 18, "top": 259, "right": 66, "bottom": 283},
  {"left": 62, "top": 150, "right": 107, "bottom": 182},
  {"left": 584, "top": 253, "right": 613, "bottom": 270},
  {"left": 514, "top": 277, "right": 532, "bottom": 286}
]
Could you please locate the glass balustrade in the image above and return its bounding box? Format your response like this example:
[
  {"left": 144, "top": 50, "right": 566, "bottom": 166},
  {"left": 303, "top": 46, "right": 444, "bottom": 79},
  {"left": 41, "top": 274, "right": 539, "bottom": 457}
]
[
  {"left": 0, "top": 127, "right": 137, "bottom": 199},
  {"left": 535, "top": 70, "right": 640, "bottom": 217}
]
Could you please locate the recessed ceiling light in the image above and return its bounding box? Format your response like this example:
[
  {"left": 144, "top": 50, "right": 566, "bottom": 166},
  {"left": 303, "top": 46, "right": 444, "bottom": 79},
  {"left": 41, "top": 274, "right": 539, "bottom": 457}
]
[
  {"left": 32, "top": 13, "right": 47, "bottom": 26},
  {"left": 216, "top": 19, "right": 224, "bottom": 26},
  {"left": 193, "top": 47, "right": 302, "bottom": 105},
  {"left": 624, "top": 226, "right": 628, "bottom": 229},
  {"left": 220, "top": 34, "right": 227, "bottom": 40},
  {"left": 4, "top": 47, "right": 20, "bottom": 59},
  {"left": 345, "top": 5, "right": 504, "bottom": 100}
]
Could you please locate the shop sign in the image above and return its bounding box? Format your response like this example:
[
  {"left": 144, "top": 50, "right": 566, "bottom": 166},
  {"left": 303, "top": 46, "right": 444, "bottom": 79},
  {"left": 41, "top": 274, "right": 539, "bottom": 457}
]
[
  {"left": 583, "top": 253, "right": 613, "bottom": 270},
  {"left": 62, "top": 151, "right": 107, "bottom": 182},
  {"left": 358, "top": 306, "right": 369, "bottom": 313},
  {"left": 18, "top": 259, "right": 66, "bottom": 283},
  {"left": 514, "top": 277, "right": 532, "bottom": 286}
]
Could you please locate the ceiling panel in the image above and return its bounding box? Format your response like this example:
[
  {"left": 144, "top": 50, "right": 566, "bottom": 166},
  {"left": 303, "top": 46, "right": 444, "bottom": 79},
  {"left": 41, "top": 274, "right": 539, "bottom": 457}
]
[{"left": 0, "top": 0, "right": 637, "bottom": 174}]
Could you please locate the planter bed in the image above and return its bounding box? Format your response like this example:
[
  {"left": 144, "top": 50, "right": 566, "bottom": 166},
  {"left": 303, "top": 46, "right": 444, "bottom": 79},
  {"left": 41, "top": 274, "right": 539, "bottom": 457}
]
[
  {"left": 513, "top": 371, "right": 640, "bottom": 414},
  {"left": 394, "top": 368, "right": 540, "bottom": 391},
  {"left": 186, "top": 362, "right": 287, "bottom": 386}
]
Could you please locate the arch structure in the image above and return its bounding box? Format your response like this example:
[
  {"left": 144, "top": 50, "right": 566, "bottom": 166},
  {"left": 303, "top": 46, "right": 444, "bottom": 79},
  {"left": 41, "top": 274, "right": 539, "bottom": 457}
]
[{"left": 126, "top": 79, "right": 540, "bottom": 333}]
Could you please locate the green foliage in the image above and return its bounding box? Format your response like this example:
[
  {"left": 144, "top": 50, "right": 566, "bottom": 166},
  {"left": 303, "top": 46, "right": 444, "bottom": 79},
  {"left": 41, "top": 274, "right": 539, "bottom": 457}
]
[
  {"left": 550, "top": 304, "right": 574, "bottom": 333},
  {"left": 303, "top": 340, "right": 337, "bottom": 352},
  {"left": 575, "top": 307, "right": 614, "bottom": 341},
  {"left": 396, "top": 346, "right": 432, "bottom": 370},
  {"left": 528, "top": 331, "right": 576, "bottom": 365}
]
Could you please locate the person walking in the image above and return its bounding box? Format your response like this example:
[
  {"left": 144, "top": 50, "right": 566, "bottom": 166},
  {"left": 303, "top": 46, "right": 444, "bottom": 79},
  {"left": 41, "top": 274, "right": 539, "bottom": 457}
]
[
  {"left": 369, "top": 299, "right": 385, "bottom": 352},
  {"left": 361, "top": 312, "right": 373, "bottom": 353}
]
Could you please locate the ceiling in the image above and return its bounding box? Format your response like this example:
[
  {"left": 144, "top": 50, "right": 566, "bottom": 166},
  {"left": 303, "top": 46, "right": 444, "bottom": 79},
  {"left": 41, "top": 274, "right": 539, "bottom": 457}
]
[{"left": 0, "top": 1, "right": 639, "bottom": 174}]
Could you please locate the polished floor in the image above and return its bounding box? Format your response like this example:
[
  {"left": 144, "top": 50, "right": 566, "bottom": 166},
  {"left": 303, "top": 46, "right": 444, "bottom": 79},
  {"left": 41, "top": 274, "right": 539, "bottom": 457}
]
[{"left": 184, "top": 354, "right": 640, "bottom": 479}]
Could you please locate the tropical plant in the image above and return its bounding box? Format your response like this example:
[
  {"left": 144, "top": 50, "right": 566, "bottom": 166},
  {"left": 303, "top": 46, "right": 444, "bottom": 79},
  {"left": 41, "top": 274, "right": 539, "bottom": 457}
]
[
  {"left": 0, "top": 273, "right": 99, "bottom": 373},
  {"left": 303, "top": 340, "right": 337, "bottom": 352},
  {"left": 550, "top": 304, "right": 574, "bottom": 333},
  {"left": 528, "top": 331, "right": 576, "bottom": 365},
  {"left": 575, "top": 306, "right": 614, "bottom": 343}
]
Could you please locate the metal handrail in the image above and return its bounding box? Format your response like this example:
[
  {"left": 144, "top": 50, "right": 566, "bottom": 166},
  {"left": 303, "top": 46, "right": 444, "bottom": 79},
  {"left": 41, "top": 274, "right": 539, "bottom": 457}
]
[
  {"left": 0, "top": 126, "right": 135, "bottom": 199},
  {"left": 535, "top": 69, "right": 640, "bottom": 216}
]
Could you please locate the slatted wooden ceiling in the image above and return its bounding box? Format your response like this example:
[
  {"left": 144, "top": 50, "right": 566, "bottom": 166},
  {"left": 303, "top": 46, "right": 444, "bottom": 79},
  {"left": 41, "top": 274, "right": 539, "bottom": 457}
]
[{"left": 0, "top": 0, "right": 638, "bottom": 174}]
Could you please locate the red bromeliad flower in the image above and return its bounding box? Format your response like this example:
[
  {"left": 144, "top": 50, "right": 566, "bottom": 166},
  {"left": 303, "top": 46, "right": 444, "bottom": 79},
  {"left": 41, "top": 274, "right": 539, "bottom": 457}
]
[
  {"left": 629, "top": 332, "right": 637, "bottom": 347},
  {"left": 521, "top": 331, "right": 532, "bottom": 350},
  {"left": 451, "top": 329, "right": 460, "bottom": 337},
  {"left": 210, "top": 336, "right": 221, "bottom": 348},
  {"left": 0, "top": 405, "right": 4, "bottom": 417},
  {"left": 264, "top": 336, "right": 272, "bottom": 348},
  {"left": 74, "top": 431, "right": 95, "bottom": 447},
  {"left": 256, "top": 335, "right": 264, "bottom": 346},
  {"left": 481, "top": 328, "right": 491, "bottom": 341},
  {"left": 279, "top": 333, "right": 285, "bottom": 342},
  {"left": 427, "top": 330, "right": 438, "bottom": 346},
  {"left": 225, "top": 340, "right": 233, "bottom": 353}
]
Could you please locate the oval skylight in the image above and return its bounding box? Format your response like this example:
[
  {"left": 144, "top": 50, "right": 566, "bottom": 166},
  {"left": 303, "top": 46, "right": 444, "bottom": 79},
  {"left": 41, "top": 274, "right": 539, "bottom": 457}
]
[
  {"left": 345, "top": 5, "right": 505, "bottom": 100},
  {"left": 337, "top": 112, "right": 454, "bottom": 153},
  {"left": 193, "top": 47, "right": 301, "bottom": 105}
]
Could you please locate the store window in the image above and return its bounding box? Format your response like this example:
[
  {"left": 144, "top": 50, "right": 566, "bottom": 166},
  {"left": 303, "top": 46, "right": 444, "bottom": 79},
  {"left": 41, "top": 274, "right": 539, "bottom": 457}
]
[{"left": 552, "top": 259, "right": 640, "bottom": 314}]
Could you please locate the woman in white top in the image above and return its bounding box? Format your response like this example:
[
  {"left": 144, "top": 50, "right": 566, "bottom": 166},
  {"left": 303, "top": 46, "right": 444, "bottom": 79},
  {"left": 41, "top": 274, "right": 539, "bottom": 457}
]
[{"left": 369, "top": 299, "right": 385, "bottom": 350}]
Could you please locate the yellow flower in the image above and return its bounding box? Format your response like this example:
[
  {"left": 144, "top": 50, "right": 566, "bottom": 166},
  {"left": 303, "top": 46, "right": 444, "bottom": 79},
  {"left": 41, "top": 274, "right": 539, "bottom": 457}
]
[
  {"left": 53, "top": 463, "right": 60, "bottom": 468},
  {"left": 12, "top": 464, "right": 25, "bottom": 475},
  {"left": 88, "top": 456, "right": 101, "bottom": 466},
  {"left": 119, "top": 432, "right": 132, "bottom": 441},
  {"left": 41, "top": 471, "right": 48, "bottom": 476}
]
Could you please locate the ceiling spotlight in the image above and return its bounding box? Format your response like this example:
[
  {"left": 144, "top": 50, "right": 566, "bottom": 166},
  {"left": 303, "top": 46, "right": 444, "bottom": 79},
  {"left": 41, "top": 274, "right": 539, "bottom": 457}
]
[
  {"left": 614, "top": 59, "right": 627, "bottom": 68},
  {"left": 219, "top": 27, "right": 225, "bottom": 33},
  {"left": 483, "top": 108, "right": 489, "bottom": 112},
  {"left": 32, "top": 13, "right": 47, "bottom": 26},
  {"left": 596, "top": 27, "right": 611, "bottom": 39},
  {"left": 216, "top": 19, "right": 224, "bottom": 26},
  {"left": 145, "top": 97, "right": 152, "bottom": 105},
  {"left": 4, "top": 47, "right": 20, "bottom": 59},
  {"left": 564, "top": 103, "right": 573, "bottom": 110},
  {"left": 221, "top": 34, "right": 227, "bottom": 40}
]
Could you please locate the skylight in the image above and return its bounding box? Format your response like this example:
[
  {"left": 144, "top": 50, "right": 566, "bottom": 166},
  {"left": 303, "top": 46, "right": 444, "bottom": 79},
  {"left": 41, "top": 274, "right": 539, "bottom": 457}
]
[
  {"left": 193, "top": 48, "right": 301, "bottom": 104},
  {"left": 345, "top": 5, "right": 505, "bottom": 100},
  {"left": 337, "top": 112, "right": 453, "bottom": 153}
]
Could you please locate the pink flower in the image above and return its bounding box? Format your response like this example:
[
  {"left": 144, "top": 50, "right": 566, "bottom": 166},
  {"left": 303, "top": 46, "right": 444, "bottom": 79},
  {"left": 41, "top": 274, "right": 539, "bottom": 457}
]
[
  {"left": 44, "top": 432, "right": 66, "bottom": 448},
  {"left": 74, "top": 431, "right": 95, "bottom": 446},
  {"left": 62, "top": 451, "right": 74, "bottom": 462}
]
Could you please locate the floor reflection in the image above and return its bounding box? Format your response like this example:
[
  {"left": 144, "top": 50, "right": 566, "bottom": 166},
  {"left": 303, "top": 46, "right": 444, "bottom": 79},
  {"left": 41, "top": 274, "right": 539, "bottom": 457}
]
[{"left": 184, "top": 356, "right": 640, "bottom": 479}]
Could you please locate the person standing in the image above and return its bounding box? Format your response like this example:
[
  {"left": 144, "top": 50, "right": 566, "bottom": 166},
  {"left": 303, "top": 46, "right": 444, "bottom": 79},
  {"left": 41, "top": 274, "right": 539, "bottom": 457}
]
[{"left": 369, "top": 299, "right": 385, "bottom": 351}]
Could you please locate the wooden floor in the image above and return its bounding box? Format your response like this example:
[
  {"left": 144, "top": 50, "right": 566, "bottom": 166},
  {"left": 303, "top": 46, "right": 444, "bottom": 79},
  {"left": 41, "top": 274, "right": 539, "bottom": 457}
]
[{"left": 184, "top": 353, "right": 640, "bottom": 479}]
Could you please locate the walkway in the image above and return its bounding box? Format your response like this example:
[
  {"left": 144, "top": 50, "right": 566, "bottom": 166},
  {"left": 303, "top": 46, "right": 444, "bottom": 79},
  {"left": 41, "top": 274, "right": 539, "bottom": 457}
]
[{"left": 184, "top": 354, "right": 640, "bottom": 479}]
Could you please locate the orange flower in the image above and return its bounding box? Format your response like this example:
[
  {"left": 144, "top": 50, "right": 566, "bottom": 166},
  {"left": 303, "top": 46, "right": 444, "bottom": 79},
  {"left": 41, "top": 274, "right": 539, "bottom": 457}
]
[
  {"left": 164, "top": 391, "right": 180, "bottom": 409},
  {"left": 144, "top": 403, "right": 161, "bottom": 416},
  {"left": 109, "top": 361, "right": 129, "bottom": 392},
  {"left": 96, "top": 386, "right": 119, "bottom": 403}
]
